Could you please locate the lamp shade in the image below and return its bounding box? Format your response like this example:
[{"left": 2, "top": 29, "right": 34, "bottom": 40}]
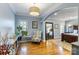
[{"left": 29, "top": 6, "right": 40, "bottom": 16}]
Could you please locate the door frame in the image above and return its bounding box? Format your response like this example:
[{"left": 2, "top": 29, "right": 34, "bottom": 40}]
[{"left": 45, "top": 22, "right": 54, "bottom": 40}]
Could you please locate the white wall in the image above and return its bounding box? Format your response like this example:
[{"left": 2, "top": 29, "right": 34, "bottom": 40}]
[
  {"left": 42, "top": 18, "right": 78, "bottom": 40},
  {"left": 0, "top": 4, "right": 15, "bottom": 34},
  {"left": 65, "top": 19, "right": 78, "bottom": 32},
  {"left": 42, "top": 19, "right": 64, "bottom": 40}
]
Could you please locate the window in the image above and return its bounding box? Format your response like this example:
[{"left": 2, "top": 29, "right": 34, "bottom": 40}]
[{"left": 20, "top": 21, "right": 28, "bottom": 31}]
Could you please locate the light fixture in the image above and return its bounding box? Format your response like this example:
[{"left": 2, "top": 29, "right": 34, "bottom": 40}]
[
  {"left": 29, "top": 5, "right": 40, "bottom": 16},
  {"left": 54, "top": 13, "right": 57, "bottom": 15}
]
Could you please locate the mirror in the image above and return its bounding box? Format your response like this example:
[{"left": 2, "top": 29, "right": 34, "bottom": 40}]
[{"left": 45, "top": 7, "right": 78, "bottom": 39}]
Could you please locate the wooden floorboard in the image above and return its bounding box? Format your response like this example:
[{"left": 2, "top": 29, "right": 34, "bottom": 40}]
[{"left": 16, "top": 39, "right": 71, "bottom": 55}]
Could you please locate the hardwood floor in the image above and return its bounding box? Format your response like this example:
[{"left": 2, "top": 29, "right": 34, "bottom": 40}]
[{"left": 17, "top": 39, "right": 71, "bottom": 55}]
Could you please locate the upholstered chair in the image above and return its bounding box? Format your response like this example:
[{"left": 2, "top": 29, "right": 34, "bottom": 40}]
[{"left": 32, "top": 30, "right": 41, "bottom": 42}]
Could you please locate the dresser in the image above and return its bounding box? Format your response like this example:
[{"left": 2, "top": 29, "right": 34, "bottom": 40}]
[{"left": 61, "top": 33, "right": 78, "bottom": 43}]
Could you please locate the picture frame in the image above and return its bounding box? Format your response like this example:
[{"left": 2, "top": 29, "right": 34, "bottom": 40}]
[{"left": 32, "top": 21, "right": 38, "bottom": 29}]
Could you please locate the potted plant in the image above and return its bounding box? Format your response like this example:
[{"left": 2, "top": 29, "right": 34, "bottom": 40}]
[
  {"left": 16, "top": 25, "right": 22, "bottom": 35},
  {"left": 21, "top": 31, "right": 28, "bottom": 36}
]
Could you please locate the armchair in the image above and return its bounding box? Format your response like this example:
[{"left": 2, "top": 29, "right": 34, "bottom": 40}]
[{"left": 32, "top": 30, "right": 41, "bottom": 43}]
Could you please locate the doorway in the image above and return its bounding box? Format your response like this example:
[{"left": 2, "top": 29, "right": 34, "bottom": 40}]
[{"left": 45, "top": 22, "right": 54, "bottom": 40}]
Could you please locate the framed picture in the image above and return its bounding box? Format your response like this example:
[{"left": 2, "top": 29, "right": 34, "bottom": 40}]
[{"left": 32, "top": 21, "right": 38, "bottom": 29}]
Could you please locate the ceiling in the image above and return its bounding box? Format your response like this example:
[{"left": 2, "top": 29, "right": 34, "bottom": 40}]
[
  {"left": 9, "top": 3, "right": 62, "bottom": 18},
  {"left": 8, "top": 3, "right": 79, "bottom": 21},
  {"left": 47, "top": 7, "right": 78, "bottom": 21}
]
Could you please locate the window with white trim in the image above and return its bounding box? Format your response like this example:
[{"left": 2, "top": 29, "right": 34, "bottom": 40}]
[{"left": 20, "top": 21, "right": 28, "bottom": 31}]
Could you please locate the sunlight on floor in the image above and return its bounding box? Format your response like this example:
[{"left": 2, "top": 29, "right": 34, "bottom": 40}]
[{"left": 17, "top": 39, "right": 71, "bottom": 55}]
